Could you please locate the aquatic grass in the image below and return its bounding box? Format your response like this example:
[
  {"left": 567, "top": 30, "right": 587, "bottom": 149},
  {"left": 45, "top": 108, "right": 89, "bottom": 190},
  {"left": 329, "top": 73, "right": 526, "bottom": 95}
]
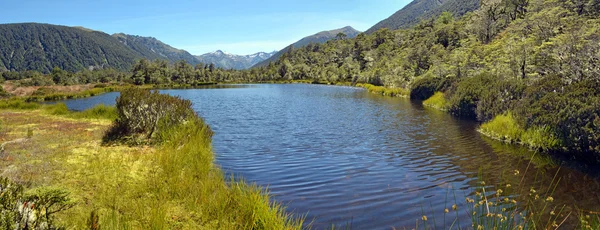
[
  {"left": 356, "top": 83, "right": 409, "bottom": 97},
  {"left": 479, "top": 112, "right": 561, "bottom": 151},
  {"left": 467, "top": 160, "right": 569, "bottom": 230},
  {"left": 423, "top": 92, "right": 449, "bottom": 111},
  {"left": 69, "top": 104, "right": 117, "bottom": 120}
]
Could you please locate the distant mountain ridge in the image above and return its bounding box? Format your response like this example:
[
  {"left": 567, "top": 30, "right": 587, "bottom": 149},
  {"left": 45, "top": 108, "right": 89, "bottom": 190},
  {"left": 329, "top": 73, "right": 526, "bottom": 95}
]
[
  {"left": 0, "top": 23, "right": 143, "bottom": 72},
  {"left": 112, "top": 33, "right": 200, "bottom": 66},
  {"left": 365, "top": 0, "right": 479, "bottom": 34},
  {"left": 0, "top": 23, "right": 276, "bottom": 72},
  {"left": 195, "top": 50, "right": 277, "bottom": 70},
  {"left": 253, "top": 26, "right": 361, "bottom": 68}
]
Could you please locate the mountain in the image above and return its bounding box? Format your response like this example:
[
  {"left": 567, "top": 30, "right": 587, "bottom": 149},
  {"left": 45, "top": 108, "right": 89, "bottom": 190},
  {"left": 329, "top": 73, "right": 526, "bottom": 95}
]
[
  {"left": 0, "top": 23, "right": 201, "bottom": 73},
  {"left": 0, "top": 23, "right": 143, "bottom": 73},
  {"left": 112, "top": 33, "right": 200, "bottom": 66},
  {"left": 365, "top": 0, "right": 479, "bottom": 34},
  {"left": 252, "top": 26, "right": 360, "bottom": 68},
  {"left": 195, "top": 50, "right": 277, "bottom": 70}
]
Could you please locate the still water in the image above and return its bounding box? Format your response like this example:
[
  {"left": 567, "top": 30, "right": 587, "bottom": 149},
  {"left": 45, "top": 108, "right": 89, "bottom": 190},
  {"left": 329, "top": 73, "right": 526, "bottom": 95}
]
[{"left": 61, "top": 84, "right": 600, "bottom": 229}]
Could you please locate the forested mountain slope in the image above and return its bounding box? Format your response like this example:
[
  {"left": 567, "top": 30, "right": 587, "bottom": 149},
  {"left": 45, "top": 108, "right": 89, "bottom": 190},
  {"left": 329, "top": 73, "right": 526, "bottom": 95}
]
[
  {"left": 252, "top": 26, "right": 360, "bottom": 68},
  {"left": 365, "top": 0, "right": 479, "bottom": 34},
  {"left": 112, "top": 33, "right": 200, "bottom": 66},
  {"left": 0, "top": 23, "right": 203, "bottom": 73},
  {"left": 0, "top": 23, "right": 142, "bottom": 72}
]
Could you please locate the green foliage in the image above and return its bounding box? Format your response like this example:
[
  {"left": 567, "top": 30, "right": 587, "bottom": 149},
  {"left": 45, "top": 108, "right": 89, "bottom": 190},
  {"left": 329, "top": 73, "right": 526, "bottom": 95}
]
[
  {"left": 446, "top": 73, "right": 498, "bottom": 119},
  {"left": 104, "top": 88, "right": 197, "bottom": 144},
  {"left": 516, "top": 77, "right": 600, "bottom": 154},
  {"left": 358, "top": 83, "right": 409, "bottom": 97},
  {"left": 480, "top": 112, "right": 560, "bottom": 151},
  {"left": 0, "top": 99, "right": 40, "bottom": 110},
  {"left": 0, "top": 177, "right": 73, "bottom": 229},
  {"left": 410, "top": 75, "right": 450, "bottom": 100},
  {"left": 365, "top": 0, "right": 479, "bottom": 33},
  {"left": 44, "top": 103, "right": 70, "bottom": 115},
  {"left": 423, "top": 92, "right": 449, "bottom": 110},
  {"left": 71, "top": 104, "right": 117, "bottom": 120}
]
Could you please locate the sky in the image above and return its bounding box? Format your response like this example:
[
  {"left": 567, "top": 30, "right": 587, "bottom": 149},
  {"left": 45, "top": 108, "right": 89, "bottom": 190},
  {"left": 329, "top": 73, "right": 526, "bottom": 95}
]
[{"left": 0, "top": 0, "right": 410, "bottom": 55}]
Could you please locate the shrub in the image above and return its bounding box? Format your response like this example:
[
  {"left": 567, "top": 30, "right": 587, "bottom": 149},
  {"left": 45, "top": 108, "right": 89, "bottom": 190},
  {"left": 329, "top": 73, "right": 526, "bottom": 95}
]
[
  {"left": 44, "top": 103, "right": 70, "bottom": 115},
  {"left": 32, "top": 87, "right": 59, "bottom": 96},
  {"left": 104, "top": 88, "right": 197, "bottom": 144},
  {"left": 0, "top": 177, "right": 73, "bottom": 229},
  {"left": 446, "top": 73, "right": 498, "bottom": 119},
  {"left": 410, "top": 75, "right": 451, "bottom": 100},
  {"left": 516, "top": 77, "right": 600, "bottom": 154}
]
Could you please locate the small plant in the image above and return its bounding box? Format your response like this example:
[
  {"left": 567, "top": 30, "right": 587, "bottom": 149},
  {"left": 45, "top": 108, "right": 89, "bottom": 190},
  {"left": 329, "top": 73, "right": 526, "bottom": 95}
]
[
  {"left": 26, "top": 128, "right": 33, "bottom": 138},
  {"left": 0, "top": 177, "right": 73, "bottom": 229}
]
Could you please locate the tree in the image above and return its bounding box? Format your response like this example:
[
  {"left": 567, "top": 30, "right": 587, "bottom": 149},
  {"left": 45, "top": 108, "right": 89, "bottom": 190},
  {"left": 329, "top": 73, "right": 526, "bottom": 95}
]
[{"left": 336, "top": 32, "right": 347, "bottom": 40}]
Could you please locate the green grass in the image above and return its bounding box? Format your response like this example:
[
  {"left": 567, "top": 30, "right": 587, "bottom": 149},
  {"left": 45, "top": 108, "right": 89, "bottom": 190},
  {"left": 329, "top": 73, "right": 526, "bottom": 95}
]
[
  {"left": 479, "top": 112, "right": 560, "bottom": 151},
  {"left": 356, "top": 83, "right": 410, "bottom": 97},
  {"left": 70, "top": 104, "right": 117, "bottom": 120},
  {"left": 0, "top": 99, "right": 41, "bottom": 110},
  {"left": 423, "top": 92, "right": 449, "bottom": 111},
  {"left": 25, "top": 87, "right": 116, "bottom": 102}
]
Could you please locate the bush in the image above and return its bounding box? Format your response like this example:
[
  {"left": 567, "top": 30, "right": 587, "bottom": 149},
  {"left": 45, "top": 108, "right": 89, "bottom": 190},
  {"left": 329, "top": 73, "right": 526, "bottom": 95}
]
[
  {"left": 447, "top": 73, "right": 498, "bottom": 119},
  {"left": 0, "top": 177, "right": 73, "bottom": 229},
  {"left": 44, "top": 103, "right": 70, "bottom": 115},
  {"left": 104, "top": 88, "right": 197, "bottom": 144},
  {"left": 410, "top": 75, "right": 451, "bottom": 100},
  {"left": 475, "top": 79, "right": 526, "bottom": 122},
  {"left": 516, "top": 77, "right": 600, "bottom": 154},
  {"left": 32, "top": 87, "right": 59, "bottom": 96}
]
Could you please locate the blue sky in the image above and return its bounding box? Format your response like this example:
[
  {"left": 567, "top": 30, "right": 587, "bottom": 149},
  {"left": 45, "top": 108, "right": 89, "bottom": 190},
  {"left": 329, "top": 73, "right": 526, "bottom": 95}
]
[{"left": 0, "top": 0, "right": 410, "bottom": 55}]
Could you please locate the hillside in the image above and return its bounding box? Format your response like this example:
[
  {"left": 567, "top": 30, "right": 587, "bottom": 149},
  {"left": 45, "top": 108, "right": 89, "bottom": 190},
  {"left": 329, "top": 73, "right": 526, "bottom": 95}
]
[
  {"left": 195, "top": 50, "right": 276, "bottom": 70},
  {"left": 0, "top": 23, "right": 142, "bottom": 73},
  {"left": 252, "top": 26, "right": 360, "bottom": 68},
  {"left": 0, "top": 23, "right": 203, "bottom": 73},
  {"left": 365, "top": 0, "right": 479, "bottom": 34},
  {"left": 112, "top": 33, "right": 200, "bottom": 66}
]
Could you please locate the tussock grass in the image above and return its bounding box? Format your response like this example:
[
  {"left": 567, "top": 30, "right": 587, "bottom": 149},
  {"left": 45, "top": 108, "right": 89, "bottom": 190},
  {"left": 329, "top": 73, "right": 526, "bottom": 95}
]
[
  {"left": 70, "top": 104, "right": 117, "bottom": 120},
  {"left": 0, "top": 99, "right": 41, "bottom": 110},
  {"left": 356, "top": 83, "right": 409, "bottom": 97},
  {"left": 479, "top": 112, "right": 560, "bottom": 151},
  {"left": 423, "top": 92, "right": 449, "bottom": 111}
]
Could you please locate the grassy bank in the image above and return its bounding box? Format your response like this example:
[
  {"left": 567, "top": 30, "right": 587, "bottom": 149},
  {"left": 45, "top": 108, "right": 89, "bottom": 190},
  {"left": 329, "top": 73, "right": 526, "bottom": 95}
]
[
  {"left": 423, "top": 92, "right": 449, "bottom": 111},
  {"left": 356, "top": 83, "right": 409, "bottom": 97},
  {"left": 0, "top": 101, "right": 302, "bottom": 229},
  {"left": 479, "top": 112, "right": 560, "bottom": 151}
]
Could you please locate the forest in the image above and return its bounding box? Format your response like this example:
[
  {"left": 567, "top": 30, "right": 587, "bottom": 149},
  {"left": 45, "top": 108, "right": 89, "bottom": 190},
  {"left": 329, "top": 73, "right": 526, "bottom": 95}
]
[{"left": 1, "top": 0, "right": 599, "bottom": 160}]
